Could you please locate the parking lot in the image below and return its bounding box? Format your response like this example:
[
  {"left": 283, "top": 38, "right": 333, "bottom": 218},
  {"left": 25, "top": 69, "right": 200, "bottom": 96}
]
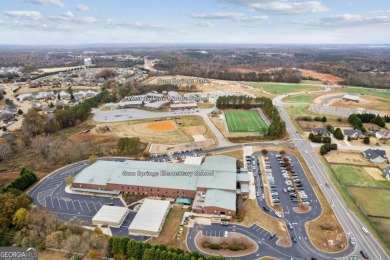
[
  {"left": 148, "top": 148, "right": 204, "bottom": 161},
  {"left": 27, "top": 160, "right": 143, "bottom": 239}
]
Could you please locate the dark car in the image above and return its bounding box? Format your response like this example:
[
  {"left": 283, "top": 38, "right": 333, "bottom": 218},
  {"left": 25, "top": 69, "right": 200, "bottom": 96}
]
[
  {"left": 263, "top": 206, "right": 270, "bottom": 212},
  {"left": 360, "top": 250, "right": 369, "bottom": 259},
  {"left": 269, "top": 233, "right": 276, "bottom": 239},
  {"left": 292, "top": 235, "right": 297, "bottom": 243}
]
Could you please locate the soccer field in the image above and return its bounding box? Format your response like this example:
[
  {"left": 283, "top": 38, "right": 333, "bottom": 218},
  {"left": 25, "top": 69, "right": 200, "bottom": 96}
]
[{"left": 225, "top": 110, "right": 268, "bottom": 133}]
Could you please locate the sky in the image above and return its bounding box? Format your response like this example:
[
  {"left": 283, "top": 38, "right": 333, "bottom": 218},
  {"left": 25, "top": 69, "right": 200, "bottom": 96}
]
[{"left": 0, "top": 0, "right": 389, "bottom": 45}]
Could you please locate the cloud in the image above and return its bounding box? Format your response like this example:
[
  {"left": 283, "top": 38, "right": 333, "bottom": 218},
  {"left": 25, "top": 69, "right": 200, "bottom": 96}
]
[
  {"left": 221, "top": 0, "right": 329, "bottom": 14},
  {"left": 196, "top": 21, "right": 214, "bottom": 27},
  {"left": 1, "top": 19, "right": 74, "bottom": 31},
  {"left": 190, "top": 12, "right": 268, "bottom": 22},
  {"left": 103, "top": 19, "right": 169, "bottom": 31},
  {"left": 76, "top": 4, "right": 91, "bottom": 12},
  {"left": 24, "top": 0, "right": 65, "bottom": 8},
  {"left": 3, "top": 11, "right": 43, "bottom": 20},
  {"left": 298, "top": 14, "right": 390, "bottom": 27},
  {"left": 81, "top": 16, "right": 97, "bottom": 23},
  {"left": 62, "top": 11, "right": 74, "bottom": 18}
]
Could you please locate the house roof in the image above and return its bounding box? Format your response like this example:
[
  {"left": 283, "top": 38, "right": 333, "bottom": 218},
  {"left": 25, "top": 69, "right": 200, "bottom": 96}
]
[
  {"left": 363, "top": 149, "right": 387, "bottom": 160},
  {"left": 312, "top": 128, "right": 329, "bottom": 135},
  {"left": 343, "top": 129, "right": 362, "bottom": 136},
  {"left": 384, "top": 166, "right": 390, "bottom": 175}
]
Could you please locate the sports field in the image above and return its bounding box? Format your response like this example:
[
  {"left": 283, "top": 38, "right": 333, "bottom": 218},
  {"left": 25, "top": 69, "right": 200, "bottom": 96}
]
[{"left": 225, "top": 110, "right": 268, "bottom": 133}]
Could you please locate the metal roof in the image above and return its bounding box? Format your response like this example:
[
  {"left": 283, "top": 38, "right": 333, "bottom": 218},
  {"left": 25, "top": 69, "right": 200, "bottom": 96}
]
[
  {"left": 203, "top": 189, "right": 236, "bottom": 211},
  {"left": 128, "top": 199, "right": 170, "bottom": 235},
  {"left": 92, "top": 205, "right": 129, "bottom": 225}
]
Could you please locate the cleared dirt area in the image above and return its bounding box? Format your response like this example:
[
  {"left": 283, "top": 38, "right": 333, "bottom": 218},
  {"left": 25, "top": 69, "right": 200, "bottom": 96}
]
[
  {"left": 324, "top": 151, "right": 373, "bottom": 167},
  {"left": 195, "top": 232, "right": 258, "bottom": 257},
  {"left": 181, "top": 125, "right": 206, "bottom": 135},
  {"left": 148, "top": 121, "right": 175, "bottom": 131},
  {"left": 92, "top": 119, "right": 192, "bottom": 145},
  {"left": 330, "top": 95, "right": 390, "bottom": 114},
  {"left": 299, "top": 69, "right": 343, "bottom": 84},
  {"left": 297, "top": 119, "right": 350, "bottom": 132}
]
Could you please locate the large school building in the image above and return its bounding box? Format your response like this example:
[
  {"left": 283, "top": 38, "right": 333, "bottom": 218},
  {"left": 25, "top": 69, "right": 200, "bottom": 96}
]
[{"left": 72, "top": 155, "right": 249, "bottom": 215}]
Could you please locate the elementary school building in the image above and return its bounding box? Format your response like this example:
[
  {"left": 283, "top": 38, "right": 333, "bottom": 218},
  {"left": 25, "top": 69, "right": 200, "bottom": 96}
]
[{"left": 72, "top": 155, "right": 249, "bottom": 215}]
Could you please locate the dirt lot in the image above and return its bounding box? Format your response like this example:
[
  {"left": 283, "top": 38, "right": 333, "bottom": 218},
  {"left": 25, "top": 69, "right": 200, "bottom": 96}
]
[
  {"left": 297, "top": 119, "right": 350, "bottom": 132},
  {"left": 324, "top": 151, "right": 373, "bottom": 166},
  {"left": 330, "top": 95, "right": 390, "bottom": 114},
  {"left": 149, "top": 206, "right": 189, "bottom": 250},
  {"left": 92, "top": 119, "right": 192, "bottom": 145},
  {"left": 181, "top": 125, "right": 206, "bottom": 135}
]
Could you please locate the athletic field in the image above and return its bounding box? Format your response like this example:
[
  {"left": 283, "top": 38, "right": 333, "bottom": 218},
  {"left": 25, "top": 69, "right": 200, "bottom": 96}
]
[{"left": 225, "top": 110, "right": 268, "bottom": 133}]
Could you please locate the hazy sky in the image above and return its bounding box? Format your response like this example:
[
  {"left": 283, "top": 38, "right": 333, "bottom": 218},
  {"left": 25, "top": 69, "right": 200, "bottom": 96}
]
[{"left": 1, "top": 0, "right": 389, "bottom": 45}]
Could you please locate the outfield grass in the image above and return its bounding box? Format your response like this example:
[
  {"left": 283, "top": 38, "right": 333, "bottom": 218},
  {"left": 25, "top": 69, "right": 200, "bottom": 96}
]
[
  {"left": 248, "top": 83, "right": 320, "bottom": 95},
  {"left": 342, "top": 87, "right": 390, "bottom": 99},
  {"left": 285, "top": 94, "right": 313, "bottom": 103},
  {"left": 225, "top": 110, "right": 268, "bottom": 133},
  {"left": 347, "top": 187, "right": 390, "bottom": 217},
  {"left": 333, "top": 165, "right": 390, "bottom": 188}
]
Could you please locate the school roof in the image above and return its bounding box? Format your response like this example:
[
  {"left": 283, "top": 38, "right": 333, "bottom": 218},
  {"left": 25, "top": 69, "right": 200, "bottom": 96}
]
[
  {"left": 170, "top": 103, "right": 198, "bottom": 109},
  {"left": 184, "top": 156, "right": 204, "bottom": 165},
  {"left": 128, "top": 199, "right": 170, "bottom": 235},
  {"left": 203, "top": 189, "right": 236, "bottom": 212},
  {"left": 73, "top": 155, "right": 240, "bottom": 192},
  {"left": 92, "top": 205, "right": 129, "bottom": 225}
]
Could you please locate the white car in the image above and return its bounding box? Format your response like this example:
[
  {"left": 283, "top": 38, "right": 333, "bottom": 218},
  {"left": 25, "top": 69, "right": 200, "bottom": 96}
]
[
  {"left": 275, "top": 212, "right": 282, "bottom": 218},
  {"left": 362, "top": 227, "right": 369, "bottom": 235},
  {"left": 224, "top": 231, "right": 229, "bottom": 237}
]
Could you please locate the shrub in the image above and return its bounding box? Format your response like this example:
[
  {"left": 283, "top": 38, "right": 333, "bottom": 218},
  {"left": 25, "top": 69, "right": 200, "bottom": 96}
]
[
  {"left": 209, "top": 244, "right": 222, "bottom": 250},
  {"left": 333, "top": 128, "right": 344, "bottom": 140},
  {"left": 314, "top": 116, "right": 322, "bottom": 122},
  {"left": 322, "top": 116, "right": 327, "bottom": 122},
  {"left": 363, "top": 136, "right": 370, "bottom": 144},
  {"left": 228, "top": 245, "right": 240, "bottom": 251}
]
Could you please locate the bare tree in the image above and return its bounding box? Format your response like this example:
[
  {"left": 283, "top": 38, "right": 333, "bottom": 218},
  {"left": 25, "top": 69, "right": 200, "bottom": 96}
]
[
  {"left": 0, "top": 142, "right": 13, "bottom": 161},
  {"left": 31, "top": 135, "right": 51, "bottom": 157}
]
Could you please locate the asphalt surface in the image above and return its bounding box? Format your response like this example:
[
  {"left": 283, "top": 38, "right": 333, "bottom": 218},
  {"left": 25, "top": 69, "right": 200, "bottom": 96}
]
[{"left": 27, "top": 160, "right": 147, "bottom": 241}]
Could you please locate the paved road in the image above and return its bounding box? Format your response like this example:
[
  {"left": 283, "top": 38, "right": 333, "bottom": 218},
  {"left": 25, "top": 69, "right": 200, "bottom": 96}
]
[{"left": 274, "top": 89, "right": 389, "bottom": 260}]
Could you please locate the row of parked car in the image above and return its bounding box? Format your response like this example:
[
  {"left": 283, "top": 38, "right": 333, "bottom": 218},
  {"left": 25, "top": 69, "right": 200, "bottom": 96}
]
[
  {"left": 264, "top": 156, "right": 281, "bottom": 206},
  {"left": 277, "top": 155, "right": 310, "bottom": 206}
]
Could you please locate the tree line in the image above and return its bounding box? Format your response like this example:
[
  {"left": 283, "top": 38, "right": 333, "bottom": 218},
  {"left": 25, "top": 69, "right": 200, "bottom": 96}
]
[
  {"left": 108, "top": 236, "right": 224, "bottom": 260},
  {"left": 348, "top": 113, "right": 388, "bottom": 131},
  {"left": 215, "top": 96, "right": 286, "bottom": 139},
  {"left": 0, "top": 168, "right": 37, "bottom": 193}
]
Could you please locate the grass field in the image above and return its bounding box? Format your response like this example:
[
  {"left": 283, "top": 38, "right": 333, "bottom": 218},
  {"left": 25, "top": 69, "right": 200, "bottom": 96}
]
[
  {"left": 285, "top": 94, "right": 313, "bottom": 103},
  {"left": 370, "top": 217, "right": 390, "bottom": 245},
  {"left": 333, "top": 165, "right": 390, "bottom": 188},
  {"left": 342, "top": 87, "right": 390, "bottom": 99},
  {"left": 248, "top": 83, "right": 320, "bottom": 95},
  {"left": 347, "top": 187, "right": 390, "bottom": 218},
  {"left": 225, "top": 110, "right": 268, "bottom": 133}
]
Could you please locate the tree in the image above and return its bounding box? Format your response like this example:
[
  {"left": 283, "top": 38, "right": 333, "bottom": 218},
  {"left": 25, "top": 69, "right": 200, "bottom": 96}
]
[
  {"left": 45, "top": 231, "right": 63, "bottom": 250},
  {"left": 22, "top": 108, "right": 45, "bottom": 137},
  {"left": 279, "top": 150, "right": 286, "bottom": 156},
  {"left": 326, "top": 124, "right": 334, "bottom": 133},
  {"left": 57, "top": 94, "right": 61, "bottom": 100},
  {"left": 17, "top": 109, "right": 23, "bottom": 115},
  {"left": 261, "top": 149, "right": 268, "bottom": 156},
  {"left": 333, "top": 128, "right": 344, "bottom": 140},
  {"left": 322, "top": 116, "right": 327, "bottom": 122},
  {"left": 12, "top": 208, "right": 28, "bottom": 229},
  {"left": 363, "top": 136, "right": 370, "bottom": 144},
  {"left": 65, "top": 175, "right": 75, "bottom": 186},
  {"left": 2, "top": 126, "right": 6, "bottom": 132},
  {"left": 0, "top": 143, "right": 13, "bottom": 162},
  {"left": 88, "top": 155, "right": 98, "bottom": 165}
]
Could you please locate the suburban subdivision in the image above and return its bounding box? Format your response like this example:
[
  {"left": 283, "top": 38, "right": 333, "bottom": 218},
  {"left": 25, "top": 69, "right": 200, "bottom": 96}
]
[{"left": 1, "top": 6, "right": 390, "bottom": 259}]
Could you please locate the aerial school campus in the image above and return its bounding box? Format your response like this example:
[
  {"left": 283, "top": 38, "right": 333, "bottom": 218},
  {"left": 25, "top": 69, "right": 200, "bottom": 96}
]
[{"left": 6, "top": 67, "right": 387, "bottom": 259}]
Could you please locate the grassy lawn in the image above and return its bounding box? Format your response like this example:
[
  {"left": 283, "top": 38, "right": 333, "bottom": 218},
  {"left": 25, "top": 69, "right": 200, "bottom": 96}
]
[
  {"left": 285, "top": 105, "right": 340, "bottom": 120},
  {"left": 342, "top": 87, "right": 390, "bottom": 99},
  {"left": 248, "top": 82, "right": 320, "bottom": 95},
  {"left": 333, "top": 165, "right": 390, "bottom": 188},
  {"left": 370, "top": 217, "right": 390, "bottom": 246},
  {"left": 347, "top": 187, "right": 390, "bottom": 218},
  {"left": 225, "top": 110, "right": 268, "bottom": 133},
  {"left": 285, "top": 94, "right": 313, "bottom": 103}
]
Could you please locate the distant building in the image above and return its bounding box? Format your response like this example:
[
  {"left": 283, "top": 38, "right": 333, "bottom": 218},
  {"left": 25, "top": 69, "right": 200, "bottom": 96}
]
[
  {"left": 84, "top": 58, "right": 92, "bottom": 66},
  {"left": 170, "top": 102, "right": 198, "bottom": 111},
  {"left": 363, "top": 149, "right": 388, "bottom": 163},
  {"left": 375, "top": 129, "right": 390, "bottom": 140},
  {"left": 342, "top": 94, "right": 360, "bottom": 103}
]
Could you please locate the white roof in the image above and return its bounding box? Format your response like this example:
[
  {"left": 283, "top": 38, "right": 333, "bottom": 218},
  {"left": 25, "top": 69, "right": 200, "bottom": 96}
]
[
  {"left": 170, "top": 103, "right": 198, "bottom": 108},
  {"left": 342, "top": 94, "right": 360, "bottom": 101},
  {"left": 144, "top": 100, "right": 170, "bottom": 108},
  {"left": 92, "top": 205, "right": 129, "bottom": 224},
  {"left": 128, "top": 199, "right": 170, "bottom": 234},
  {"left": 184, "top": 156, "right": 204, "bottom": 165}
]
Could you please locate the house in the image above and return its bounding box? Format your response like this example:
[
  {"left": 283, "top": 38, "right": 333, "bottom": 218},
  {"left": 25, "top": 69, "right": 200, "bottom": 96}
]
[
  {"left": 343, "top": 129, "right": 363, "bottom": 139},
  {"left": 375, "top": 129, "right": 390, "bottom": 140},
  {"left": 312, "top": 128, "right": 330, "bottom": 137},
  {"left": 383, "top": 167, "right": 390, "bottom": 180},
  {"left": 363, "top": 149, "right": 388, "bottom": 163},
  {"left": 342, "top": 94, "right": 360, "bottom": 103}
]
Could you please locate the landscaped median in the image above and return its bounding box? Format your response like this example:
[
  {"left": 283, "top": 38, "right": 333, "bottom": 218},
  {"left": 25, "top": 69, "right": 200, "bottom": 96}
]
[{"left": 194, "top": 231, "right": 258, "bottom": 257}]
